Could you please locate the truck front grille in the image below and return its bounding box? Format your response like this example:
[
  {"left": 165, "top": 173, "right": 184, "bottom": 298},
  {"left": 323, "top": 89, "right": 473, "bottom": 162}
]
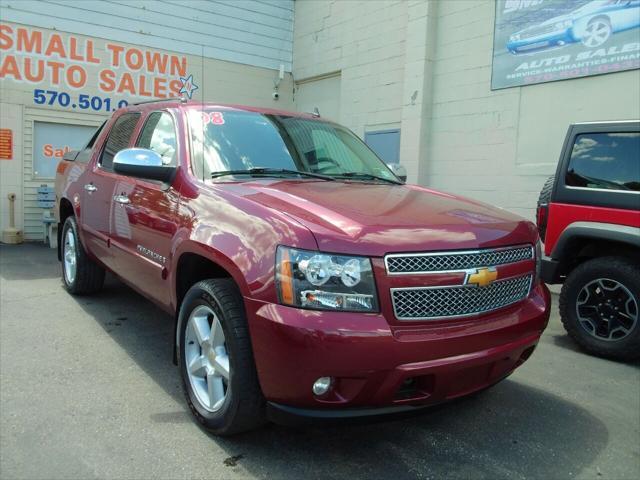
[
  {"left": 391, "top": 275, "right": 532, "bottom": 320},
  {"left": 385, "top": 245, "right": 533, "bottom": 274}
]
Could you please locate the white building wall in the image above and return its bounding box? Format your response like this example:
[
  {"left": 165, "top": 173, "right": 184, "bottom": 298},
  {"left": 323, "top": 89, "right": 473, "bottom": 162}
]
[
  {"left": 293, "top": 0, "right": 640, "bottom": 220},
  {"left": 0, "top": 0, "right": 294, "bottom": 71},
  {"left": 428, "top": 0, "right": 640, "bottom": 219},
  {"left": 293, "top": 0, "right": 409, "bottom": 135}
]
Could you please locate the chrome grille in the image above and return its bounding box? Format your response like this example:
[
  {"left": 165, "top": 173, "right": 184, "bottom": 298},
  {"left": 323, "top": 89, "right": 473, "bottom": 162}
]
[
  {"left": 385, "top": 245, "right": 533, "bottom": 274},
  {"left": 391, "top": 275, "right": 532, "bottom": 320},
  {"left": 520, "top": 24, "right": 558, "bottom": 39}
]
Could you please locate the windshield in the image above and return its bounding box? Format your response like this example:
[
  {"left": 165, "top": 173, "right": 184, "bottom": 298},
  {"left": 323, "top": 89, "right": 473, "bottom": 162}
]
[{"left": 188, "top": 109, "right": 397, "bottom": 182}]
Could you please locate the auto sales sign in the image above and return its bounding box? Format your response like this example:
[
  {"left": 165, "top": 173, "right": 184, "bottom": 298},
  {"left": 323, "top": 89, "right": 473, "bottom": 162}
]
[
  {"left": 0, "top": 23, "right": 199, "bottom": 113},
  {"left": 492, "top": 0, "right": 640, "bottom": 89}
]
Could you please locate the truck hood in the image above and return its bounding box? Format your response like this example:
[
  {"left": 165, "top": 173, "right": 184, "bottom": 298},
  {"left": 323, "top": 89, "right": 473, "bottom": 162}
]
[{"left": 220, "top": 180, "right": 537, "bottom": 256}]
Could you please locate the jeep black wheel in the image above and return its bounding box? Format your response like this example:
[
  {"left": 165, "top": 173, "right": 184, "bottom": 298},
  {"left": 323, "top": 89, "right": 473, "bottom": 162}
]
[
  {"left": 61, "top": 216, "right": 105, "bottom": 295},
  {"left": 178, "top": 279, "right": 266, "bottom": 435},
  {"left": 560, "top": 257, "right": 640, "bottom": 361}
]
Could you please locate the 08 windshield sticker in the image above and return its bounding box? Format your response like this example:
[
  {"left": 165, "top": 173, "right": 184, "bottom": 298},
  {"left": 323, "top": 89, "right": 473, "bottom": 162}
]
[{"left": 200, "top": 112, "right": 225, "bottom": 125}]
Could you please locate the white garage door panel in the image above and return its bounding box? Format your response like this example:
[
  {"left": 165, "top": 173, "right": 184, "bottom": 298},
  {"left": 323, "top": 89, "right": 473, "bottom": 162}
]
[{"left": 295, "top": 75, "right": 341, "bottom": 123}]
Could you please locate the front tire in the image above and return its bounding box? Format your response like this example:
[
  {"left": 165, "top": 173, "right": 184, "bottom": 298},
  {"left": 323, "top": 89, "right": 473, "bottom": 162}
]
[
  {"left": 61, "top": 216, "right": 105, "bottom": 295},
  {"left": 582, "top": 17, "right": 612, "bottom": 48},
  {"left": 560, "top": 257, "right": 639, "bottom": 361},
  {"left": 178, "top": 279, "right": 265, "bottom": 435}
]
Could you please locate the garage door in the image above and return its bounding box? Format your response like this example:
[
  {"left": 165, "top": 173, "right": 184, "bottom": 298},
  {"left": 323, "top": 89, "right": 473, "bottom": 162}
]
[{"left": 294, "top": 73, "right": 341, "bottom": 123}]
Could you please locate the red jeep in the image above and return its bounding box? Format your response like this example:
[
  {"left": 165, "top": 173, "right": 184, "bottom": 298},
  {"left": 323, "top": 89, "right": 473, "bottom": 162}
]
[
  {"left": 538, "top": 120, "right": 640, "bottom": 360},
  {"left": 56, "top": 100, "right": 550, "bottom": 435}
]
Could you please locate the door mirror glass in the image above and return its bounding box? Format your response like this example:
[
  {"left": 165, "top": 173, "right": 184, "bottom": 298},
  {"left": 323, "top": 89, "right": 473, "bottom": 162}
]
[
  {"left": 113, "top": 148, "right": 176, "bottom": 182},
  {"left": 387, "top": 163, "right": 407, "bottom": 182}
]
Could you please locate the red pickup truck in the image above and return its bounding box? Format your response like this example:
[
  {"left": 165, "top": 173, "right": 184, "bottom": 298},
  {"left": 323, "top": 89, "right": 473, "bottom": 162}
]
[{"left": 55, "top": 99, "right": 550, "bottom": 435}]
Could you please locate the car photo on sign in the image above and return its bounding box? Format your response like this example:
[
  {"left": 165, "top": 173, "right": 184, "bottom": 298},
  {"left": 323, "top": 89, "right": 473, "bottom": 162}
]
[
  {"left": 492, "top": 0, "right": 640, "bottom": 89},
  {"left": 507, "top": 0, "right": 640, "bottom": 55}
]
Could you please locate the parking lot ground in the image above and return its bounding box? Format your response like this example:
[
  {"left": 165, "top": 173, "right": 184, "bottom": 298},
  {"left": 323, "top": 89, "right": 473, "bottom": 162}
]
[{"left": 1, "top": 243, "right": 639, "bottom": 480}]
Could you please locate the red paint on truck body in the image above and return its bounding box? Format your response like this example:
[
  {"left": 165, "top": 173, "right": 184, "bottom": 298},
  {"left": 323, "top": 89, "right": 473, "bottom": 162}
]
[{"left": 55, "top": 101, "right": 550, "bottom": 414}]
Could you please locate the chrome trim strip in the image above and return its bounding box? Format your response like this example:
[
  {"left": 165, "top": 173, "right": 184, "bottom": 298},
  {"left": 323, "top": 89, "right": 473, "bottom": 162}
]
[
  {"left": 384, "top": 244, "right": 534, "bottom": 275},
  {"left": 390, "top": 275, "right": 533, "bottom": 321},
  {"left": 565, "top": 185, "right": 640, "bottom": 195}
]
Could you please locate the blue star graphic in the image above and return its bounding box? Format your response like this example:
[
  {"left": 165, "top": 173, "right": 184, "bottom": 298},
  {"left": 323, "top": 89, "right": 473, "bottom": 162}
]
[{"left": 178, "top": 74, "right": 198, "bottom": 99}]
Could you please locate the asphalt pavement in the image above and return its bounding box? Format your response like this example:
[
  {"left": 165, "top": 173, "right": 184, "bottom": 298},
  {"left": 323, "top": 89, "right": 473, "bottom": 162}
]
[{"left": 1, "top": 243, "right": 638, "bottom": 480}]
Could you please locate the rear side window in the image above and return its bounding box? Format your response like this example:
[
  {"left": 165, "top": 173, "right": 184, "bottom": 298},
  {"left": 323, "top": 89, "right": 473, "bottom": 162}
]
[
  {"left": 136, "top": 112, "right": 177, "bottom": 166},
  {"left": 566, "top": 132, "right": 640, "bottom": 192},
  {"left": 100, "top": 113, "right": 140, "bottom": 171}
]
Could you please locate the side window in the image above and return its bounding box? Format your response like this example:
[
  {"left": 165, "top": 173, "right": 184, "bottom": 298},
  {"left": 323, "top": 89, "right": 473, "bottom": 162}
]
[
  {"left": 136, "top": 112, "right": 177, "bottom": 166},
  {"left": 566, "top": 132, "right": 640, "bottom": 192},
  {"left": 99, "top": 113, "right": 140, "bottom": 171}
]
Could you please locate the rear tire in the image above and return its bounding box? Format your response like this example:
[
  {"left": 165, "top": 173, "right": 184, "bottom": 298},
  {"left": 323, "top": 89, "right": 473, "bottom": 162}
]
[
  {"left": 178, "top": 279, "right": 266, "bottom": 435},
  {"left": 61, "top": 216, "right": 105, "bottom": 295},
  {"left": 560, "top": 257, "right": 640, "bottom": 361}
]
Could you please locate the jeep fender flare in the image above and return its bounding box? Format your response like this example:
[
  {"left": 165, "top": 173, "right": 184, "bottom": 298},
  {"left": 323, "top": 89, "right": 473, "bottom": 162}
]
[{"left": 551, "top": 221, "right": 640, "bottom": 260}]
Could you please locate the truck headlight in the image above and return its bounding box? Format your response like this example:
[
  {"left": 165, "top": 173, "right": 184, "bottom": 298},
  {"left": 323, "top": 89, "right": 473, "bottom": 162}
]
[{"left": 276, "top": 246, "right": 379, "bottom": 312}]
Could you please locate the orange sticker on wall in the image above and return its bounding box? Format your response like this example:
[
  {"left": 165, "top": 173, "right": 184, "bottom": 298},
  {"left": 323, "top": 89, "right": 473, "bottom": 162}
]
[{"left": 0, "top": 129, "right": 12, "bottom": 160}]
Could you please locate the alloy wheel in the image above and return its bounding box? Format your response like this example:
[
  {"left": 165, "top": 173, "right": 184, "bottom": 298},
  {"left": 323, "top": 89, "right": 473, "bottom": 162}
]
[
  {"left": 63, "top": 229, "right": 77, "bottom": 284},
  {"left": 576, "top": 278, "right": 638, "bottom": 341},
  {"left": 184, "top": 305, "right": 230, "bottom": 412},
  {"left": 582, "top": 20, "right": 611, "bottom": 48}
]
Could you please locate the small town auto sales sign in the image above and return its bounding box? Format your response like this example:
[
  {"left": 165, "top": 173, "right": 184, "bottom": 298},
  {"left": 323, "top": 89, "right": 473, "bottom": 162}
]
[
  {"left": 0, "top": 23, "right": 199, "bottom": 112},
  {"left": 492, "top": 0, "right": 640, "bottom": 89}
]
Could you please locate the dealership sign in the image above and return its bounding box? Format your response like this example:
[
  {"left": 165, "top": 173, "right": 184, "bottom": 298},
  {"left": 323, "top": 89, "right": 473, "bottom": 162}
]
[
  {"left": 0, "top": 23, "right": 199, "bottom": 112},
  {"left": 492, "top": 0, "right": 640, "bottom": 89}
]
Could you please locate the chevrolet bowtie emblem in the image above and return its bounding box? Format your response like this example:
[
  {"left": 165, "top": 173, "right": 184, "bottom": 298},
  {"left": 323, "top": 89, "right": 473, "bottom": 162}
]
[{"left": 465, "top": 267, "right": 498, "bottom": 287}]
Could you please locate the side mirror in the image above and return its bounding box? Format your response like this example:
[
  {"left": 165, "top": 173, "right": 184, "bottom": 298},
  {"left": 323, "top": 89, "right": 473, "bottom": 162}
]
[
  {"left": 387, "top": 163, "right": 407, "bottom": 182},
  {"left": 113, "top": 148, "right": 176, "bottom": 183},
  {"left": 62, "top": 150, "right": 79, "bottom": 162}
]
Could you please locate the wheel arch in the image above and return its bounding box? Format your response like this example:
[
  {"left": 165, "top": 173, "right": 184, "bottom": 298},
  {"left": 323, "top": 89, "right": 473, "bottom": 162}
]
[
  {"left": 57, "top": 197, "right": 76, "bottom": 261},
  {"left": 573, "top": 14, "right": 611, "bottom": 41},
  {"left": 170, "top": 242, "right": 250, "bottom": 364},
  {"left": 552, "top": 221, "right": 640, "bottom": 276}
]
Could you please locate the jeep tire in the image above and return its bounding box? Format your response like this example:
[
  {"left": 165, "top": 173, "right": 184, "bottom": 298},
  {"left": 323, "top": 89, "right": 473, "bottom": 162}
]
[{"left": 560, "top": 256, "right": 640, "bottom": 361}]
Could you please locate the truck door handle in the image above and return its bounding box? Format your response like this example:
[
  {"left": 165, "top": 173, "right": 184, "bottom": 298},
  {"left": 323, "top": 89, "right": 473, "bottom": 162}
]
[
  {"left": 113, "top": 194, "right": 130, "bottom": 205},
  {"left": 84, "top": 183, "right": 97, "bottom": 193}
]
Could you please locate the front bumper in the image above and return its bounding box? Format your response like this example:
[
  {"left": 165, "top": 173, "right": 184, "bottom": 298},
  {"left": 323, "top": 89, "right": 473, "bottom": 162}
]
[
  {"left": 507, "top": 30, "right": 575, "bottom": 54},
  {"left": 245, "top": 283, "right": 550, "bottom": 415}
]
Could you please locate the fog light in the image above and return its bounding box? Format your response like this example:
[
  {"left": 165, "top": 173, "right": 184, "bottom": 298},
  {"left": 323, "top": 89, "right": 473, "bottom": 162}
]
[{"left": 312, "top": 377, "right": 333, "bottom": 396}]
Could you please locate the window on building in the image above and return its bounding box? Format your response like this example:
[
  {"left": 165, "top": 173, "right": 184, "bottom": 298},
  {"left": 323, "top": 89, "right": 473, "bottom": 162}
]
[
  {"left": 99, "top": 113, "right": 140, "bottom": 171},
  {"left": 566, "top": 132, "right": 640, "bottom": 192},
  {"left": 364, "top": 129, "right": 401, "bottom": 164},
  {"left": 136, "top": 112, "right": 177, "bottom": 166}
]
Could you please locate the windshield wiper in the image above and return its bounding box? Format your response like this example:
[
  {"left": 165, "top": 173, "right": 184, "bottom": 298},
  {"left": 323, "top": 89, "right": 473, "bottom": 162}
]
[
  {"left": 211, "top": 167, "right": 335, "bottom": 181},
  {"left": 332, "top": 172, "right": 402, "bottom": 185}
]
